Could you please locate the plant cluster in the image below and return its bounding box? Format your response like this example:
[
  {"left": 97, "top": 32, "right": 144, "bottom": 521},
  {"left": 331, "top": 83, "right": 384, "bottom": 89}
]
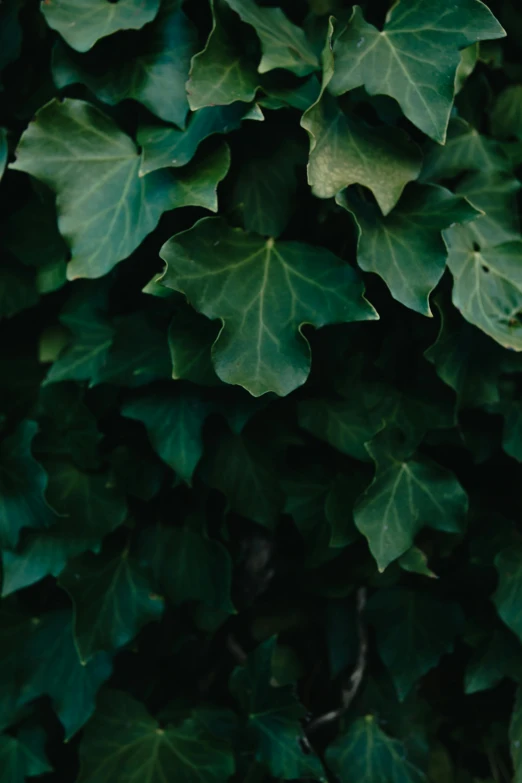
[{"left": 1, "top": 0, "right": 522, "bottom": 781}]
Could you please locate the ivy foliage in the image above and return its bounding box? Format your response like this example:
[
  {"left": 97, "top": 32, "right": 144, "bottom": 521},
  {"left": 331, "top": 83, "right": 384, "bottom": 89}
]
[{"left": 1, "top": 0, "right": 522, "bottom": 781}]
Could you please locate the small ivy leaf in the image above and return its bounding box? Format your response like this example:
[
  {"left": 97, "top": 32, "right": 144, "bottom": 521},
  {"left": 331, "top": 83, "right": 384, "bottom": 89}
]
[
  {"left": 0, "top": 728, "right": 52, "bottom": 783},
  {"left": 77, "top": 690, "right": 235, "bottom": 783},
  {"left": 354, "top": 429, "right": 468, "bottom": 570},
  {"left": 337, "top": 184, "right": 481, "bottom": 316},
  {"left": 122, "top": 387, "right": 215, "bottom": 484},
  {"left": 493, "top": 545, "right": 522, "bottom": 643},
  {"left": 187, "top": 0, "right": 260, "bottom": 110},
  {"left": 230, "top": 637, "right": 325, "bottom": 780},
  {"left": 0, "top": 421, "right": 56, "bottom": 550},
  {"left": 398, "top": 546, "right": 437, "bottom": 579},
  {"left": 224, "top": 0, "right": 319, "bottom": 77},
  {"left": 138, "top": 103, "right": 261, "bottom": 176},
  {"left": 301, "top": 20, "right": 421, "bottom": 216},
  {"left": 298, "top": 398, "right": 380, "bottom": 462},
  {"left": 59, "top": 544, "right": 164, "bottom": 663},
  {"left": 367, "top": 588, "right": 464, "bottom": 700},
  {"left": 2, "top": 458, "right": 127, "bottom": 596},
  {"left": 329, "top": 1, "right": 505, "bottom": 143},
  {"left": 159, "top": 216, "right": 378, "bottom": 397},
  {"left": 446, "top": 236, "right": 522, "bottom": 352},
  {"left": 491, "top": 85, "right": 522, "bottom": 140},
  {"left": 41, "top": 0, "right": 161, "bottom": 53},
  {"left": 52, "top": 0, "right": 198, "bottom": 127},
  {"left": 465, "top": 627, "right": 522, "bottom": 694},
  {"left": 326, "top": 715, "right": 427, "bottom": 783},
  {"left": 17, "top": 611, "right": 112, "bottom": 740}
]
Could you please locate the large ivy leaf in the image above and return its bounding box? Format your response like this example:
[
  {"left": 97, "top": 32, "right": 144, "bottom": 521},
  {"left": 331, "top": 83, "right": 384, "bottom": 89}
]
[
  {"left": 494, "top": 545, "right": 522, "bottom": 642},
  {"left": 187, "top": 0, "right": 259, "bottom": 110},
  {"left": 59, "top": 545, "right": 164, "bottom": 662},
  {"left": 159, "top": 216, "right": 377, "bottom": 396},
  {"left": 17, "top": 610, "right": 112, "bottom": 739},
  {"left": 203, "top": 429, "right": 284, "bottom": 529},
  {"left": 329, "top": 1, "right": 505, "bottom": 142},
  {"left": 52, "top": 0, "right": 197, "bottom": 127},
  {"left": 326, "top": 715, "right": 426, "bottom": 783},
  {"left": 367, "top": 588, "right": 464, "bottom": 700},
  {"left": 301, "top": 21, "right": 421, "bottom": 215},
  {"left": 10, "top": 99, "right": 221, "bottom": 280},
  {"left": 41, "top": 0, "right": 161, "bottom": 52},
  {"left": 354, "top": 430, "right": 468, "bottom": 570},
  {"left": 337, "top": 184, "right": 480, "bottom": 315},
  {"left": 0, "top": 421, "right": 55, "bottom": 550},
  {"left": 230, "top": 638, "right": 325, "bottom": 780},
  {"left": 446, "top": 235, "right": 522, "bottom": 351},
  {"left": 0, "top": 730, "right": 52, "bottom": 783},
  {"left": 2, "top": 458, "right": 127, "bottom": 596},
  {"left": 77, "top": 690, "right": 235, "bottom": 783},
  {"left": 122, "top": 388, "right": 214, "bottom": 484},
  {"left": 224, "top": 0, "right": 318, "bottom": 77},
  {"left": 138, "top": 102, "right": 261, "bottom": 175}
]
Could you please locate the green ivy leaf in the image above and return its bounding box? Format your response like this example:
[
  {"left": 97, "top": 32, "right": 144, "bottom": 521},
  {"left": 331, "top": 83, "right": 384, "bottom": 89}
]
[
  {"left": 0, "top": 421, "right": 55, "bottom": 550},
  {"left": 168, "top": 302, "right": 220, "bottom": 386},
  {"left": 204, "top": 428, "right": 284, "bottom": 529},
  {"left": 298, "top": 398, "right": 380, "bottom": 462},
  {"left": 77, "top": 690, "right": 235, "bottom": 783},
  {"left": 0, "top": 729, "right": 52, "bottom": 783},
  {"left": 138, "top": 102, "right": 261, "bottom": 175},
  {"left": 52, "top": 0, "right": 197, "bottom": 127},
  {"left": 301, "top": 21, "right": 421, "bottom": 215},
  {"left": 491, "top": 85, "right": 522, "bottom": 139},
  {"left": 398, "top": 547, "right": 437, "bottom": 579},
  {"left": 160, "top": 216, "right": 377, "bottom": 396},
  {"left": 122, "top": 387, "right": 214, "bottom": 483},
  {"left": 59, "top": 544, "right": 164, "bottom": 662},
  {"left": 451, "top": 170, "right": 521, "bottom": 247},
  {"left": 17, "top": 611, "right": 112, "bottom": 739},
  {"left": 326, "top": 715, "right": 426, "bottom": 783},
  {"left": 354, "top": 430, "right": 468, "bottom": 570},
  {"left": 446, "top": 236, "right": 522, "bottom": 351},
  {"left": 224, "top": 0, "right": 318, "bottom": 77},
  {"left": 367, "top": 588, "right": 464, "bottom": 700},
  {"left": 337, "top": 184, "right": 480, "bottom": 315},
  {"left": 230, "top": 638, "right": 325, "bottom": 780},
  {"left": 41, "top": 0, "right": 161, "bottom": 52},
  {"left": 10, "top": 99, "right": 209, "bottom": 280},
  {"left": 465, "top": 627, "right": 522, "bottom": 694},
  {"left": 2, "top": 459, "right": 127, "bottom": 595},
  {"left": 329, "top": 1, "right": 505, "bottom": 142}
]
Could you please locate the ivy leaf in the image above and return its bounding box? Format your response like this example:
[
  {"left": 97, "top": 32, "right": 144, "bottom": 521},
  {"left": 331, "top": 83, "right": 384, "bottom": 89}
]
[
  {"left": 493, "top": 545, "right": 522, "bottom": 643},
  {"left": 298, "top": 398, "right": 380, "bottom": 462},
  {"left": 122, "top": 387, "right": 214, "bottom": 483},
  {"left": 329, "top": 1, "right": 505, "bottom": 143},
  {"left": 0, "top": 730, "right": 52, "bottom": 783},
  {"left": 52, "top": 0, "right": 197, "bottom": 127},
  {"left": 326, "top": 715, "right": 426, "bottom": 783},
  {"left": 398, "top": 547, "right": 437, "bottom": 579},
  {"left": 354, "top": 430, "right": 468, "bottom": 570},
  {"left": 224, "top": 0, "right": 318, "bottom": 77},
  {"left": 59, "top": 544, "right": 164, "bottom": 662},
  {"left": 159, "top": 216, "right": 378, "bottom": 397},
  {"left": 230, "top": 638, "right": 325, "bottom": 780},
  {"left": 501, "top": 401, "right": 522, "bottom": 462},
  {"left": 2, "top": 459, "right": 127, "bottom": 596},
  {"left": 18, "top": 611, "right": 112, "bottom": 739},
  {"left": 445, "top": 235, "right": 522, "bottom": 351},
  {"left": 301, "top": 21, "right": 421, "bottom": 215},
  {"left": 168, "top": 302, "right": 221, "bottom": 386},
  {"left": 77, "top": 690, "right": 235, "bottom": 783},
  {"left": 337, "top": 184, "right": 481, "bottom": 316},
  {"left": 203, "top": 429, "right": 284, "bottom": 529},
  {"left": 367, "top": 588, "right": 464, "bottom": 700},
  {"left": 451, "top": 171, "right": 521, "bottom": 247},
  {"left": 138, "top": 102, "right": 261, "bottom": 175},
  {"left": 0, "top": 421, "right": 55, "bottom": 550},
  {"left": 421, "top": 118, "right": 511, "bottom": 181},
  {"left": 9, "top": 99, "right": 204, "bottom": 280},
  {"left": 140, "top": 525, "right": 234, "bottom": 613},
  {"left": 41, "top": 0, "right": 161, "bottom": 52},
  {"left": 465, "top": 627, "right": 522, "bottom": 694},
  {"left": 187, "top": 0, "right": 259, "bottom": 110},
  {"left": 491, "top": 85, "right": 522, "bottom": 139}
]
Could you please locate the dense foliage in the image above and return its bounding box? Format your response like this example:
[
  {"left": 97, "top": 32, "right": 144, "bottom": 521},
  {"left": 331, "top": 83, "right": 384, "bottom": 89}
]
[{"left": 1, "top": 0, "right": 522, "bottom": 780}]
